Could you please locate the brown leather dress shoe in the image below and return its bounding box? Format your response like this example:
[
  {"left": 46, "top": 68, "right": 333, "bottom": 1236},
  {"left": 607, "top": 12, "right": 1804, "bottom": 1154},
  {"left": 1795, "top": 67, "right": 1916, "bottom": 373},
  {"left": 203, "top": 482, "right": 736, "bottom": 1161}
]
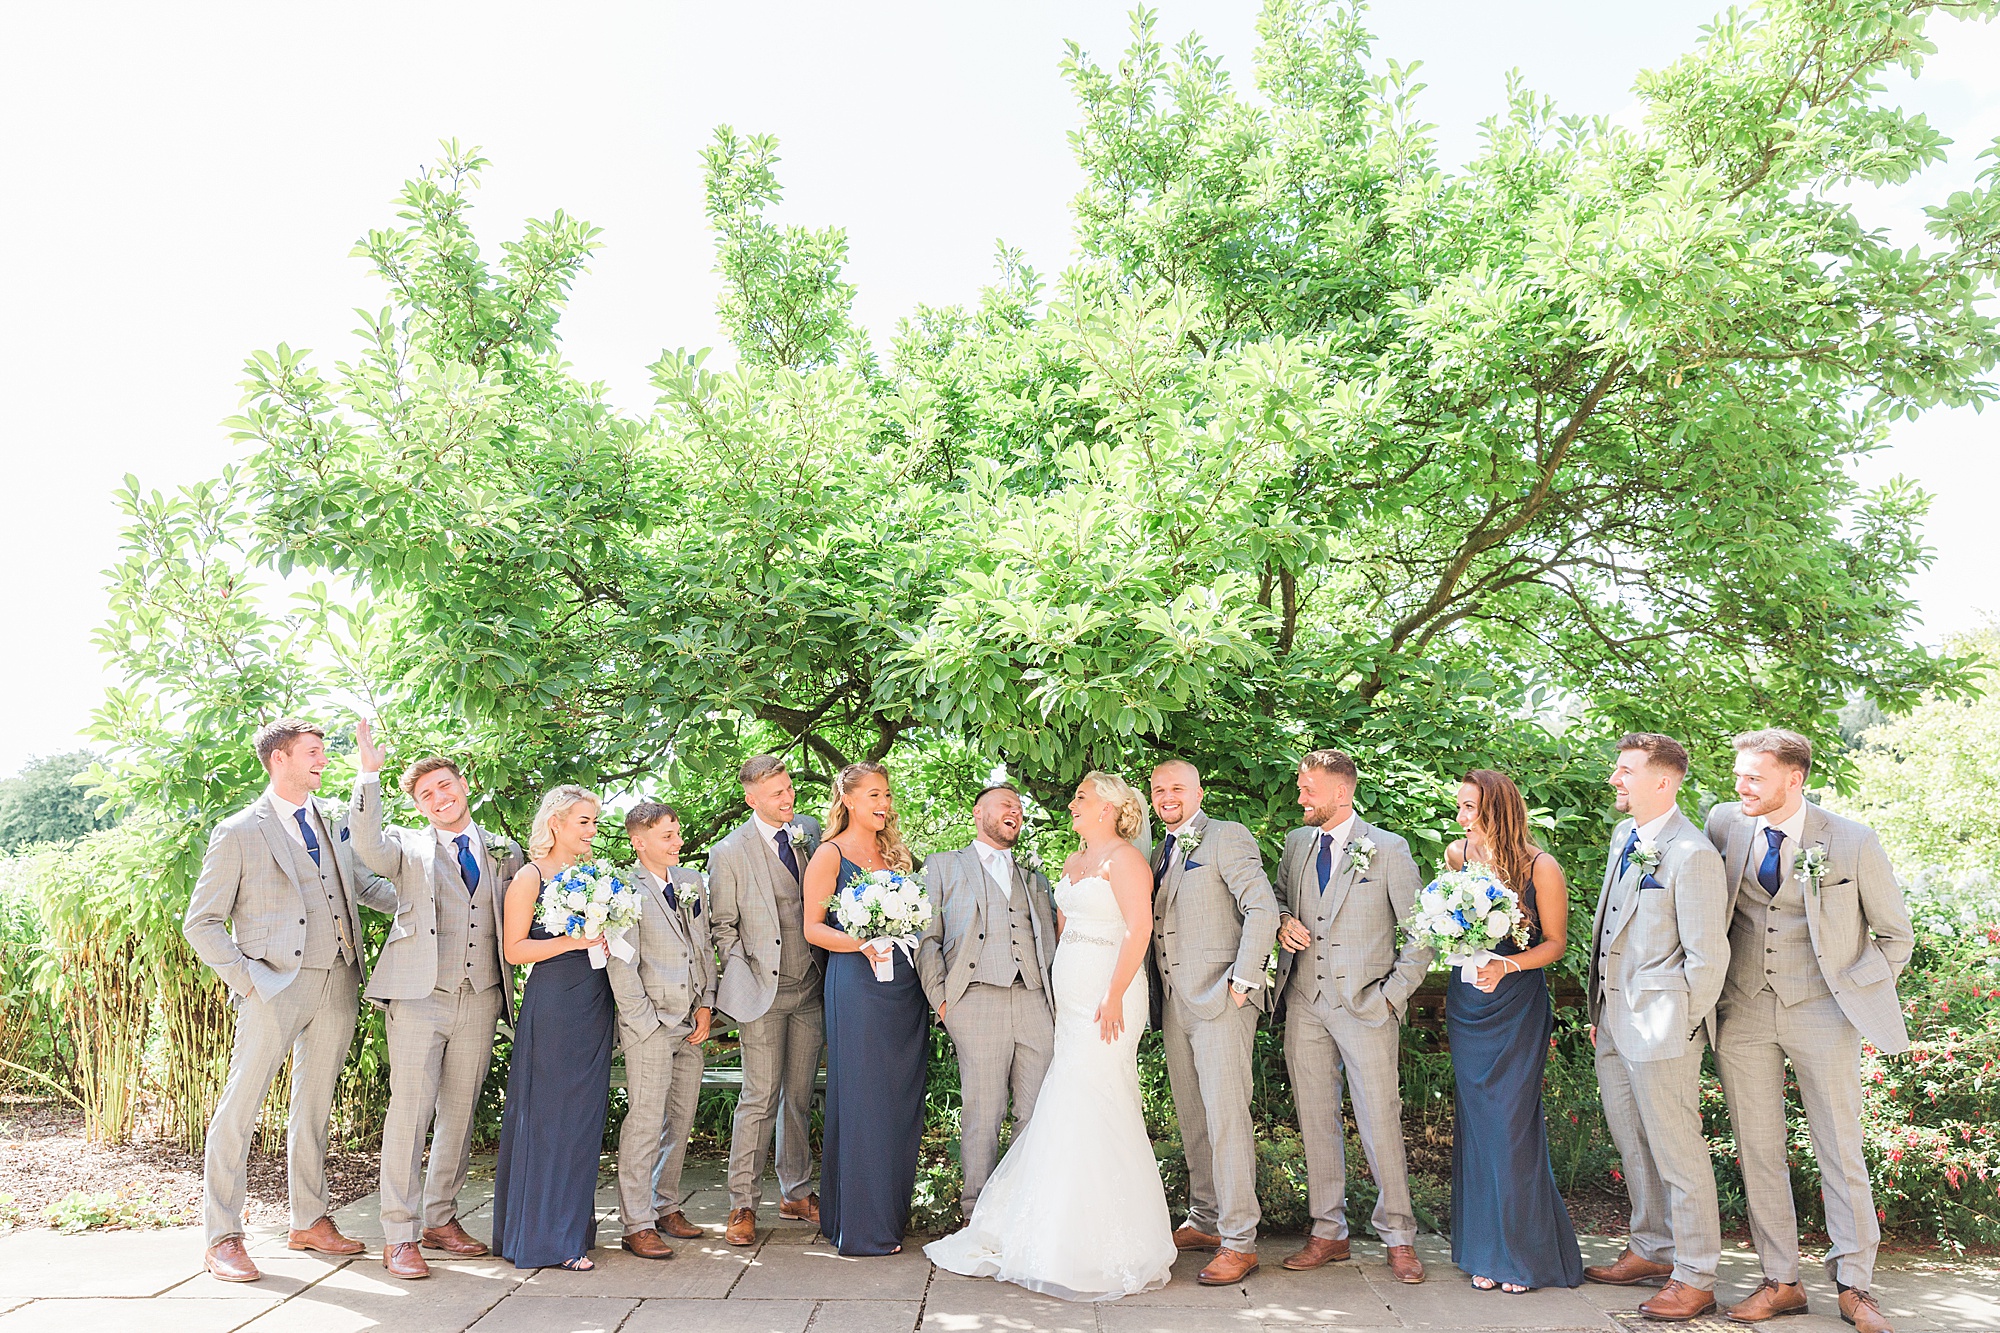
[
  {"left": 1840, "top": 1289, "right": 1893, "bottom": 1333},
  {"left": 621, "top": 1228, "right": 674, "bottom": 1260},
  {"left": 658, "top": 1211, "right": 703, "bottom": 1240},
  {"left": 1641, "top": 1279, "right": 1719, "bottom": 1321},
  {"left": 1386, "top": 1244, "right": 1425, "bottom": 1284},
  {"left": 725, "top": 1208, "right": 758, "bottom": 1247},
  {"left": 1586, "top": 1248, "right": 1675, "bottom": 1286},
  {"left": 1728, "top": 1279, "right": 1810, "bottom": 1322},
  {"left": 1283, "top": 1236, "right": 1351, "bottom": 1270},
  {"left": 1198, "top": 1247, "right": 1260, "bottom": 1285},
  {"left": 288, "top": 1216, "right": 365, "bottom": 1256},
  {"left": 204, "top": 1236, "right": 260, "bottom": 1283},
  {"left": 777, "top": 1193, "right": 820, "bottom": 1223},
  {"left": 1173, "top": 1225, "right": 1223, "bottom": 1251},
  {"left": 382, "top": 1242, "right": 431, "bottom": 1280},
  {"left": 420, "top": 1218, "right": 490, "bottom": 1256}
]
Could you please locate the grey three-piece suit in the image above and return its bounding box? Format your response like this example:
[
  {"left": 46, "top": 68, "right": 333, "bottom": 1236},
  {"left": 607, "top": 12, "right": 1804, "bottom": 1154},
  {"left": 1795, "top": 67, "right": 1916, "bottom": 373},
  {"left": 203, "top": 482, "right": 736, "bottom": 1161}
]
[
  {"left": 346, "top": 773, "right": 524, "bottom": 1246},
  {"left": 1273, "top": 817, "right": 1431, "bottom": 1247},
  {"left": 1151, "top": 812, "right": 1282, "bottom": 1252},
  {"left": 1588, "top": 808, "right": 1730, "bottom": 1288},
  {"left": 916, "top": 842, "right": 1058, "bottom": 1215},
  {"left": 183, "top": 789, "right": 397, "bottom": 1245},
  {"left": 708, "top": 813, "right": 824, "bottom": 1212},
  {"left": 608, "top": 864, "right": 719, "bottom": 1233},
  {"left": 1707, "top": 800, "right": 1913, "bottom": 1291}
]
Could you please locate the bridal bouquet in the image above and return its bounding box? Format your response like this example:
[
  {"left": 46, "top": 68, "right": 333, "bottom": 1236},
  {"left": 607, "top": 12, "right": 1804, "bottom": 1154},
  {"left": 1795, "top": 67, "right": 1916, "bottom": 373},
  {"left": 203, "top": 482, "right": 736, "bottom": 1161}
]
[
  {"left": 834, "top": 868, "right": 932, "bottom": 982},
  {"left": 1405, "top": 864, "right": 1528, "bottom": 983},
  {"left": 537, "top": 861, "right": 643, "bottom": 970}
]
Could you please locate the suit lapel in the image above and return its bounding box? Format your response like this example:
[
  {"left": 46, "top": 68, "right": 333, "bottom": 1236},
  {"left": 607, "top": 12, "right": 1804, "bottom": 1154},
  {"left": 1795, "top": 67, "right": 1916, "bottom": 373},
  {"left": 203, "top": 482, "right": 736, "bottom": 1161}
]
[
  {"left": 1322, "top": 820, "right": 1365, "bottom": 920},
  {"left": 256, "top": 795, "right": 305, "bottom": 895},
  {"left": 1724, "top": 811, "right": 1753, "bottom": 899},
  {"left": 1799, "top": 803, "right": 1829, "bottom": 940},
  {"left": 1157, "top": 812, "right": 1205, "bottom": 918},
  {"left": 1592, "top": 821, "right": 1629, "bottom": 958}
]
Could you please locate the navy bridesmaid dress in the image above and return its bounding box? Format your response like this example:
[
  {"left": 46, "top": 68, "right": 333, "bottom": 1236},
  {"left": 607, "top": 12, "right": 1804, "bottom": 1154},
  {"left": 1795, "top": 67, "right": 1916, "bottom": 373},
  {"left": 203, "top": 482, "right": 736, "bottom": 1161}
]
[
  {"left": 492, "top": 867, "right": 616, "bottom": 1269},
  {"left": 1446, "top": 853, "right": 1584, "bottom": 1290},
  {"left": 818, "top": 855, "right": 928, "bottom": 1255}
]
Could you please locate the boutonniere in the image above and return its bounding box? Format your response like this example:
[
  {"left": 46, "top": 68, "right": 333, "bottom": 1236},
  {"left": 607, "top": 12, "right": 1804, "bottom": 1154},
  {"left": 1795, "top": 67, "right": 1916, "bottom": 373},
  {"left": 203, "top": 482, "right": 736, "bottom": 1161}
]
[
  {"left": 1347, "top": 836, "right": 1376, "bottom": 874},
  {"left": 1017, "top": 843, "right": 1043, "bottom": 874},
  {"left": 1798, "top": 844, "right": 1829, "bottom": 895},
  {"left": 1629, "top": 838, "right": 1661, "bottom": 873},
  {"left": 1176, "top": 824, "right": 1204, "bottom": 856},
  {"left": 784, "top": 820, "right": 811, "bottom": 847}
]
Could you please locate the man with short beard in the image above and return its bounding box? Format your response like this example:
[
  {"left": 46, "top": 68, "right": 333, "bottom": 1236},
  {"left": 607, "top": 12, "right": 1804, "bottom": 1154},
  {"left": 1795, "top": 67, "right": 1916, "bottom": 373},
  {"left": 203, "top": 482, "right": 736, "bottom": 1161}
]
[{"left": 918, "top": 784, "right": 1057, "bottom": 1219}]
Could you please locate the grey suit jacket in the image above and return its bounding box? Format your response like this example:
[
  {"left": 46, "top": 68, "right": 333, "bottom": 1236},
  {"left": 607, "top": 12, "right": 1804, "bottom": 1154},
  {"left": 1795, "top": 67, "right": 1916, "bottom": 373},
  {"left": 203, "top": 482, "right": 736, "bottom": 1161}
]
[
  {"left": 1706, "top": 800, "right": 1914, "bottom": 1054},
  {"left": 1151, "top": 812, "right": 1282, "bottom": 1020},
  {"left": 607, "top": 865, "right": 718, "bottom": 1042},
  {"left": 184, "top": 789, "right": 397, "bottom": 1003},
  {"left": 1272, "top": 818, "right": 1432, "bottom": 1025},
  {"left": 1587, "top": 808, "right": 1730, "bottom": 1062},
  {"left": 915, "top": 843, "right": 1057, "bottom": 1015},
  {"left": 707, "top": 813, "right": 821, "bottom": 1024},
  {"left": 345, "top": 773, "right": 525, "bottom": 1017}
]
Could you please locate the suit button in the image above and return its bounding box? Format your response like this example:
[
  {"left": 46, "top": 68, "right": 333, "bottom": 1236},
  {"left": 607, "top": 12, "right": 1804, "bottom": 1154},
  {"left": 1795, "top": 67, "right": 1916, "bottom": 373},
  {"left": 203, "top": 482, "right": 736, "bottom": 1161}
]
[
  {"left": 299, "top": 918, "right": 306, "bottom": 925},
  {"left": 295, "top": 950, "right": 303, "bottom": 956}
]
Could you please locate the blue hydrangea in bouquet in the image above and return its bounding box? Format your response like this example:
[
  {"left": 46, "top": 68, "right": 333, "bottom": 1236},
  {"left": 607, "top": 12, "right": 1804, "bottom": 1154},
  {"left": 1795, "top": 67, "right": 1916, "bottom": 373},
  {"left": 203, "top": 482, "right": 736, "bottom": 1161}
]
[
  {"left": 1404, "top": 863, "right": 1528, "bottom": 982},
  {"left": 834, "top": 868, "right": 933, "bottom": 981},
  {"left": 536, "top": 861, "right": 643, "bottom": 969}
]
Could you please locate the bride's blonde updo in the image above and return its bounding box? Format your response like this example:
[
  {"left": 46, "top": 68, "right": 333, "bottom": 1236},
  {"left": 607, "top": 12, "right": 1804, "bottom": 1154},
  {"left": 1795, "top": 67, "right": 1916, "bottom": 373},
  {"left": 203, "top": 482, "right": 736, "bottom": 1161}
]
[{"left": 1080, "top": 771, "right": 1145, "bottom": 841}]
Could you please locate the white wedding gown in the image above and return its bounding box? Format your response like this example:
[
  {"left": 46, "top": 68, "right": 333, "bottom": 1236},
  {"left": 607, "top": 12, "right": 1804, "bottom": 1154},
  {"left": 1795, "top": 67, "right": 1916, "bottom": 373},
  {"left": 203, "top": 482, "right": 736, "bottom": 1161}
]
[{"left": 924, "top": 874, "right": 1176, "bottom": 1301}]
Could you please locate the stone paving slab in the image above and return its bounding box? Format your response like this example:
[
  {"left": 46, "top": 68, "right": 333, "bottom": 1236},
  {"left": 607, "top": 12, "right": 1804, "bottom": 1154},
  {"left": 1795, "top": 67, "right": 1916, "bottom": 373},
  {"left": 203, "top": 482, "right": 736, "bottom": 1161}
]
[
  {"left": 230, "top": 1257, "right": 524, "bottom": 1333},
  {"left": 0, "top": 1296, "right": 282, "bottom": 1332},
  {"left": 466, "top": 1294, "right": 636, "bottom": 1332},
  {"left": 623, "top": 1298, "right": 818, "bottom": 1332}
]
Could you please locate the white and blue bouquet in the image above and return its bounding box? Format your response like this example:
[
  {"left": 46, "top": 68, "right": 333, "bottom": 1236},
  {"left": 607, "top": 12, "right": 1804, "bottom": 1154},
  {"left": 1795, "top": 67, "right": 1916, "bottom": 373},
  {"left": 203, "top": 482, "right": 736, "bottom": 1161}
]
[
  {"left": 1405, "top": 864, "right": 1528, "bottom": 982},
  {"left": 537, "top": 861, "right": 643, "bottom": 970},
  {"left": 834, "top": 868, "right": 933, "bottom": 981}
]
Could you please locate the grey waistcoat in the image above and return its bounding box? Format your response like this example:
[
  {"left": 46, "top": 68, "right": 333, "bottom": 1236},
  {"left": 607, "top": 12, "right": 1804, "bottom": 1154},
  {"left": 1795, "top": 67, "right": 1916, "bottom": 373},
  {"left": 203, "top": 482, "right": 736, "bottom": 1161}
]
[
  {"left": 432, "top": 842, "right": 503, "bottom": 993},
  {"left": 774, "top": 855, "right": 813, "bottom": 982},
  {"left": 289, "top": 808, "right": 354, "bottom": 969},
  {"left": 1726, "top": 857, "right": 1830, "bottom": 1006},
  {"left": 972, "top": 866, "right": 1042, "bottom": 991}
]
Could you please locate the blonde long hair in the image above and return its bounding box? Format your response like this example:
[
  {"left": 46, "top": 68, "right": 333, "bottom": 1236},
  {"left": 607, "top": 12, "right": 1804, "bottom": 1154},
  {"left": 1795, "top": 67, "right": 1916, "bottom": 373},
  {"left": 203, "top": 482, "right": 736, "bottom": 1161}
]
[
  {"left": 1080, "top": 771, "right": 1145, "bottom": 841},
  {"left": 529, "top": 784, "right": 600, "bottom": 861},
  {"left": 823, "top": 762, "right": 913, "bottom": 871}
]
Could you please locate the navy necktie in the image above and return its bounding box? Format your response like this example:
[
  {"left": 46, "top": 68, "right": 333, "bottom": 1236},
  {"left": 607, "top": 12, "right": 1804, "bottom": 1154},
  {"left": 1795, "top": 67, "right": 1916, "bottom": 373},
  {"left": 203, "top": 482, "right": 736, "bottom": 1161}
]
[
  {"left": 774, "top": 828, "right": 801, "bottom": 882},
  {"left": 1757, "top": 827, "right": 1786, "bottom": 894},
  {"left": 1316, "top": 832, "right": 1335, "bottom": 894},
  {"left": 1617, "top": 829, "right": 1639, "bottom": 880},
  {"left": 662, "top": 873, "right": 680, "bottom": 910},
  {"left": 454, "top": 833, "right": 480, "bottom": 895},
  {"left": 293, "top": 807, "right": 321, "bottom": 866},
  {"left": 1154, "top": 833, "right": 1177, "bottom": 888}
]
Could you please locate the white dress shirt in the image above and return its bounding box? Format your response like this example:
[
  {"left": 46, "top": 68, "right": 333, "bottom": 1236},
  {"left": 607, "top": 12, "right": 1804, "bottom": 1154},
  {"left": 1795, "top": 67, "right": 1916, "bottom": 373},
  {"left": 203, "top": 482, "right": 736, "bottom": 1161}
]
[
  {"left": 268, "top": 788, "right": 316, "bottom": 847},
  {"left": 1632, "top": 808, "right": 1676, "bottom": 847},
  {"left": 1752, "top": 800, "right": 1810, "bottom": 887},
  {"left": 974, "top": 839, "right": 1014, "bottom": 900}
]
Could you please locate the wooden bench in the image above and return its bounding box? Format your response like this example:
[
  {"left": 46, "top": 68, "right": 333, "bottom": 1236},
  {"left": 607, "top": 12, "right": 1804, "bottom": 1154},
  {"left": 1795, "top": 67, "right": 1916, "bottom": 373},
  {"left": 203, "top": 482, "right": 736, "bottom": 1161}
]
[{"left": 607, "top": 1052, "right": 826, "bottom": 1095}]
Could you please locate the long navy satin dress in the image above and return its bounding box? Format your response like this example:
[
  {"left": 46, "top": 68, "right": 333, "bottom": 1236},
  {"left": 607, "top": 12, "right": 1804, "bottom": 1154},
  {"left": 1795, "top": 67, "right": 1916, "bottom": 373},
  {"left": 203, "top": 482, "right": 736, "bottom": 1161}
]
[
  {"left": 818, "top": 856, "right": 928, "bottom": 1255},
  {"left": 1446, "top": 855, "right": 1584, "bottom": 1289},
  {"left": 492, "top": 869, "right": 616, "bottom": 1269}
]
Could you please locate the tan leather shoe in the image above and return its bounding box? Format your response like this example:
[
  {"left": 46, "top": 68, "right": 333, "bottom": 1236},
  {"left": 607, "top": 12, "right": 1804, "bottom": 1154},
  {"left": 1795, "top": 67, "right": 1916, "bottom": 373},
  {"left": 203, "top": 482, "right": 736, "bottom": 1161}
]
[
  {"left": 1173, "top": 1225, "right": 1223, "bottom": 1251},
  {"left": 1198, "top": 1247, "right": 1260, "bottom": 1285},
  {"left": 621, "top": 1227, "right": 674, "bottom": 1260},
  {"left": 725, "top": 1207, "right": 758, "bottom": 1246},
  {"left": 204, "top": 1235, "right": 260, "bottom": 1283},
  {"left": 288, "top": 1216, "right": 365, "bottom": 1256},
  {"left": 777, "top": 1193, "right": 820, "bottom": 1223},
  {"left": 1727, "top": 1279, "right": 1810, "bottom": 1322},
  {"left": 1840, "top": 1289, "right": 1893, "bottom": 1333},
  {"left": 1283, "top": 1236, "right": 1351, "bottom": 1270},
  {"left": 1586, "top": 1248, "right": 1675, "bottom": 1286},
  {"left": 420, "top": 1218, "right": 489, "bottom": 1256},
  {"left": 658, "top": 1211, "right": 703, "bottom": 1240},
  {"left": 1386, "top": 1244, "right": 1426, "bottom": 1284},
  {"left": 1640, "top": 1279, "right": 1718, "bottom": 1321},
  {"left": 382, "top": 1241, "right": 431, "bottom": 1280}
]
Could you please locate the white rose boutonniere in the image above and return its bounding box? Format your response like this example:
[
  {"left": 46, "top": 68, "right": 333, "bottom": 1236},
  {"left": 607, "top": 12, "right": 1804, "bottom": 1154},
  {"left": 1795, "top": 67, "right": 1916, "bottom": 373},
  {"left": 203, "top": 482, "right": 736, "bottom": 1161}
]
[
  {"left": 1798, "top": 844, "right": 1829, "bottom": 895},
  {"left": 1629, "top": 838, "right": 1661, "bottom": 874},
  {"left": 1347, "top": 836, "right": 1376, "bottom": 874},
  {"left": 784, "top": 820, "right": 810, "bottom": 848},
  {"left": 1176, "top": 824, "right": 1204, "bottom": 857}
]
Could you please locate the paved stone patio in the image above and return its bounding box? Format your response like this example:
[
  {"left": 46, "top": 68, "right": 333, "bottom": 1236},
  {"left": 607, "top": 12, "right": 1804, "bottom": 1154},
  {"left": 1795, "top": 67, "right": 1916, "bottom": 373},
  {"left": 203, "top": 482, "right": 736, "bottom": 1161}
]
[{"left": 1, "top": 1163, "right": 1993, "bottom": 1332}]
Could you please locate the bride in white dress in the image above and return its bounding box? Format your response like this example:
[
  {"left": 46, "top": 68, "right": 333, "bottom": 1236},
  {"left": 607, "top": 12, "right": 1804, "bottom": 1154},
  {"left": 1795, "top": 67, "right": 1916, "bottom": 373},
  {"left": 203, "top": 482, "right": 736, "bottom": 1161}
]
[{"left": 925, "top": 771, "right": 1176, "bottom": 1301}]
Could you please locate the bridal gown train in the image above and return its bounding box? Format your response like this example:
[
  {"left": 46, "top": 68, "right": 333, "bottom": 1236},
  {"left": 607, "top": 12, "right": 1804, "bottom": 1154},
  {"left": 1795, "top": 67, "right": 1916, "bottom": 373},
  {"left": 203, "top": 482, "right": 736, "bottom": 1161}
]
[{"left": 925, "top": 874, "right": 1176, "bottom": 1301}]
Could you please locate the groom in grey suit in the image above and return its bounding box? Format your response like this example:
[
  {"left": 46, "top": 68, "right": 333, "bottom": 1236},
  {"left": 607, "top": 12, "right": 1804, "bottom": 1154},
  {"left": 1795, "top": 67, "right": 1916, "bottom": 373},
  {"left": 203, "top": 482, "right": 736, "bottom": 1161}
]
[
  {"left": 709, "top": 754, "right": 824, "bottom": 1245},
  {"left": 1148, "top": 759, "right": 1281, "bottom": 1287},
  {"left": 1707, "top": 730, "right": 1911, "bottom": 1333},
  {"left": 1584, "top": 733, "right": 1730, "bottom": 1322},
  {"left": 917, "top": 783, "right": 1057, "bottom": 1217},
  {"left": 184, "top": 718, "right": 397, "bottom": 1284},
  {"left": 347, "top": 720, "right": 524, "bottom": 1279},
  {"left": 1272, "top": 749, "right": 1430, "bottom": 1284},
  {"left": 609, "top": 802, "right": 717, "bottom": 1261}
]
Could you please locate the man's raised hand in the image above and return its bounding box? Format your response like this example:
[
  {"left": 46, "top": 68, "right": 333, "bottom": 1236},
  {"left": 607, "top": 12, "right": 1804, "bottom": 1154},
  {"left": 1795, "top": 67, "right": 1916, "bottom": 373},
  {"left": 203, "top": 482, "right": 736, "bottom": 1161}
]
[{"left": 357, "top": 718, "right": 388, "bottom": 774}]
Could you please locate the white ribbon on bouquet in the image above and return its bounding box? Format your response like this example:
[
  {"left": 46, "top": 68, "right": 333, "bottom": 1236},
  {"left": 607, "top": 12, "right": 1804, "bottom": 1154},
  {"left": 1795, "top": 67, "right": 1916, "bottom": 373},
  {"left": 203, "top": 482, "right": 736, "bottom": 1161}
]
[
  {"left": 861, "top": 933, "right": 920, "bottom": 982},
  {"left": 1443, "top": 948, "right": 1498, "bottom": 985},
  {"left": 587, "top": 929, "right": 637, "bottom": 970}
]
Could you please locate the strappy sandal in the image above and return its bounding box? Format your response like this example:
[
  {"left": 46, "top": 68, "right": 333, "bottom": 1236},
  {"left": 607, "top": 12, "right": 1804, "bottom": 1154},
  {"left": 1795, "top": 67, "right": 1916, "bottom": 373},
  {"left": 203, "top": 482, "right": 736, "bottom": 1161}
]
[
  {"left": 1472, "top": 1275, "right": 1497, "bottom": 1291},
  {"left": 1502, "top": 1282, "right": 1531, "bottom": 1294},
  {"left": 558, "top": 1255, "right": 594, "bottom": 1271}
]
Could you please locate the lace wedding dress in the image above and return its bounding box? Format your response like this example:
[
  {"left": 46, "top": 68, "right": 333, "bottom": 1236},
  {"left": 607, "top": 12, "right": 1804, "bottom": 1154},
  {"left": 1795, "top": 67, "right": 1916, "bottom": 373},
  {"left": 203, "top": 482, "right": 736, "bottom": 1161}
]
[{"left": 924, "top": 874, "right": 1175, "bottom": 1301}]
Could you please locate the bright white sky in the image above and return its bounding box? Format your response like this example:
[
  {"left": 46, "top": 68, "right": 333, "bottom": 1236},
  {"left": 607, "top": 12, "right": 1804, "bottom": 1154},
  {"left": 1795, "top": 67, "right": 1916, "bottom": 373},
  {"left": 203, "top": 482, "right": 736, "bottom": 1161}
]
[{"left": 1, "top": 2, "right": 1994, "bottom": 775}]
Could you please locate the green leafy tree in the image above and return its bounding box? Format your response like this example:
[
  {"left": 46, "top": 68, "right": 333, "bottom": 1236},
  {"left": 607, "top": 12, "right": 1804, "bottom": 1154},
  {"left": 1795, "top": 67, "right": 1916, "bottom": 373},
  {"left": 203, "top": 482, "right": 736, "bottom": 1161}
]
[{"left": 0, "top": 752, "right": 118, "bottom": 852}]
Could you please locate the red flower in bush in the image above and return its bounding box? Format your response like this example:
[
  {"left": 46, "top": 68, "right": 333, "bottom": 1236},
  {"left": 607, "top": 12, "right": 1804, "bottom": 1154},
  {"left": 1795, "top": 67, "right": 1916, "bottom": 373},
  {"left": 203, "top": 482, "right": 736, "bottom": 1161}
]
[{"left": 1889, "top": 1148, "right": 1905, "bottom": 1163}]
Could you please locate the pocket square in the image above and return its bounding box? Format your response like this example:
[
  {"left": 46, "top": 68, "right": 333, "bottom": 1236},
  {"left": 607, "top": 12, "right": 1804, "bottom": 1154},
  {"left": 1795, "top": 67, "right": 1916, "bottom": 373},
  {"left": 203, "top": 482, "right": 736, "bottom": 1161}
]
[
  {"left": 1639, "top": 872, "right": 1664, "bottom": 892},
  {"left": 1184, "top": 859, "right": 1204, "bottom": 871},
  {"left": 340, "top": 828, "right": 350, "bottom": 841}
]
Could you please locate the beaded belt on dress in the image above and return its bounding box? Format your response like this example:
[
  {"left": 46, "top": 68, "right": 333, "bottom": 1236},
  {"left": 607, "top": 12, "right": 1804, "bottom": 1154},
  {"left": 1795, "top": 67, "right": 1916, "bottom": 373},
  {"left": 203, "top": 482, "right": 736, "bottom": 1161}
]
[{"left": 1064, "top": 928, "right": 1119, "bottom": 946}]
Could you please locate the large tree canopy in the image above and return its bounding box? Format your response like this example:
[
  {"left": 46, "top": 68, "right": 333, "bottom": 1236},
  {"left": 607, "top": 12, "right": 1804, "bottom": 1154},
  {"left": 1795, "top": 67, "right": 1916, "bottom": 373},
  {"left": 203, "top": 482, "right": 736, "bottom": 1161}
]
[{"left": 115, "top": 0, "right": 1998, "bottom": 860}]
